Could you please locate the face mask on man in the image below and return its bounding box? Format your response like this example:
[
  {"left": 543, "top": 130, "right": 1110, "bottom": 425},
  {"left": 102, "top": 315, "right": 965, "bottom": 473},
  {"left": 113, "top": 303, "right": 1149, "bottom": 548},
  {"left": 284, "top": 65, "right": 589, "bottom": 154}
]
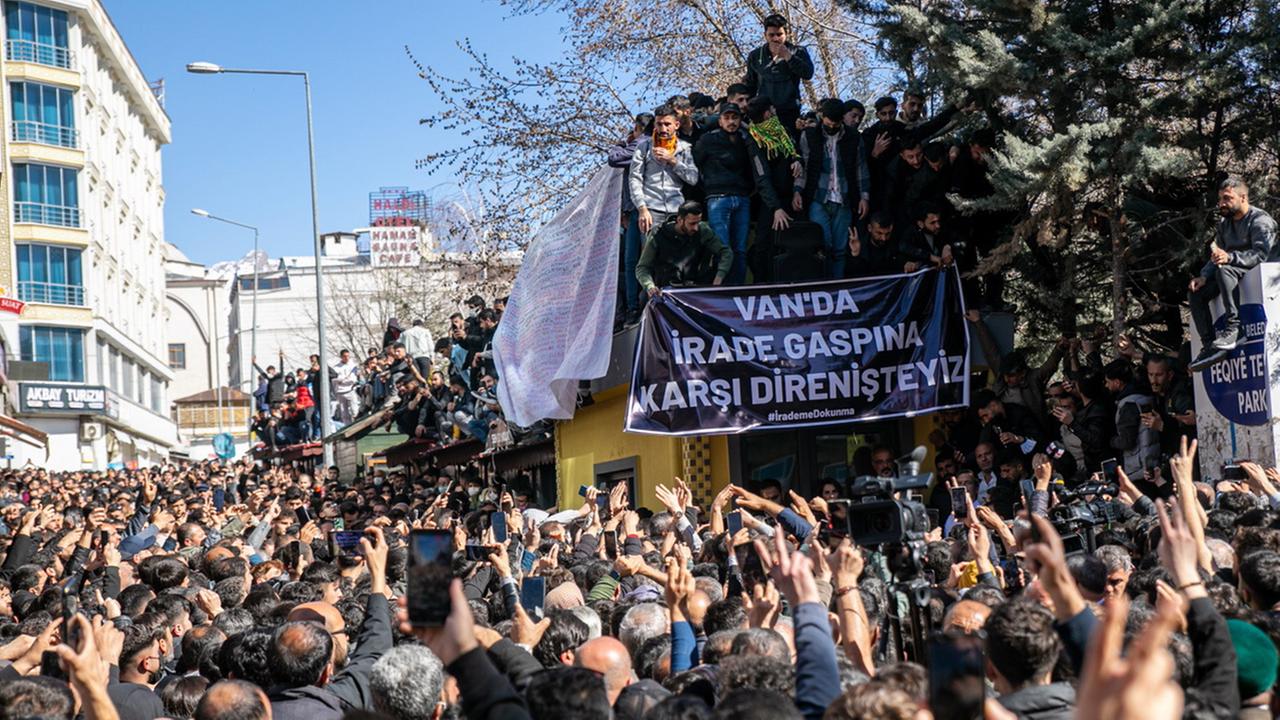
[{"left": 467, "top": 486, "right": 481, "bottom": 497}]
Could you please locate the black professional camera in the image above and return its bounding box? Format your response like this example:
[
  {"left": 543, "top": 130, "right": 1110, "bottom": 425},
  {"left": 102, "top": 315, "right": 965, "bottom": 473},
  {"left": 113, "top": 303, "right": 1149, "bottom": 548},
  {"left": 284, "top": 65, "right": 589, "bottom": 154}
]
[
  {"left": 843, "top": 477, "right": 930, "bottom": 546},
  {"left": 1050, "top": 483, "right": 1119, "bottom": 529}
]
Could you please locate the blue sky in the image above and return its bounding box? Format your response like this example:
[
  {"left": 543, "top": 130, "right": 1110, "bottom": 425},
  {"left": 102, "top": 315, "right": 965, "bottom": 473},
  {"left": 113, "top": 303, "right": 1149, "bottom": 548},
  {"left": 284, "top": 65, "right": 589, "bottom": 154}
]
[{"left": 105, "top": 1, "right": 565, "bottom": 266}]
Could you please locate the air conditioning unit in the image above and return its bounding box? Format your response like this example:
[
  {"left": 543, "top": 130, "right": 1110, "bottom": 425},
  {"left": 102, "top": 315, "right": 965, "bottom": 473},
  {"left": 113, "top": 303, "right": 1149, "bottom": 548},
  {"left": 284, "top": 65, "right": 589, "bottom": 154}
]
[{"left": 79, "top": 421, "right": 104, "bottom": 443}]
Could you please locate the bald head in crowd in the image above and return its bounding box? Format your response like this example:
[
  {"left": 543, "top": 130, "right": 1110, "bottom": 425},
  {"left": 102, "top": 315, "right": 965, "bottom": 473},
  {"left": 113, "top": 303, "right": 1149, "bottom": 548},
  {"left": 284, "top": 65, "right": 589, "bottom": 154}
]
[
  {"left": 574, "top": 636, "right": 634, "bottom": 705},
  {"left": 289, "top": 602, "right": 350, "bottom": 668},
  {"left": 944, "top": 599, "right": 992, "bottom": 635},
  {"left": 195, "top": 680, "right": 271, "bottom": 720}
]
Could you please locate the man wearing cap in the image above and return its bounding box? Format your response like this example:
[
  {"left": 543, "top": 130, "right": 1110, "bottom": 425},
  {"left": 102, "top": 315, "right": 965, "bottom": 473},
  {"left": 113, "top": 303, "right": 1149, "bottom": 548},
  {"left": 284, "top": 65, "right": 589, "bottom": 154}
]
[
  {"left": 1230, "top": 619, "right": 1275, "bottom": 719},
  {"left": 796, "top": 98, "right": 870, "bottom": 278},
  {"left": 693, "top": 103, "right": 754, "bottom": 285}
]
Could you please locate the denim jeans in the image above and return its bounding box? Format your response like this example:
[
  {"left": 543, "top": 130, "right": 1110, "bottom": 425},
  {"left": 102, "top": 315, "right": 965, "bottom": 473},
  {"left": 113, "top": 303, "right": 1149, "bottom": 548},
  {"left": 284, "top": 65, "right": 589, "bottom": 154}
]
[
  {"left": 809, "top": 200, "right": 853, "bottom": 279},
  {"left": 621, "top": 210, "right": 643, "bottom": 313},
  {"left": 706, "top": 195, "right": 751, "bottom": 285}
]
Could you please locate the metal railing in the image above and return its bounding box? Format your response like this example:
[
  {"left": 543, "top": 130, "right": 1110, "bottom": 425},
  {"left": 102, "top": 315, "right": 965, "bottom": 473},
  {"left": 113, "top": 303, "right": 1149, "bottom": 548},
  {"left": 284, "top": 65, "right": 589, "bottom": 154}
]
[
  {"left": 14, "top": 201, "right": 80, "bottom": 227},
  {"left": 5, "top": 39, "right": 73, "bottom": 69},
  {"left": 11, "top": 120, "right": 78, "bottom": 148},
  {"left": 17, "top": 280, "right": 84, "bottom": 305}
]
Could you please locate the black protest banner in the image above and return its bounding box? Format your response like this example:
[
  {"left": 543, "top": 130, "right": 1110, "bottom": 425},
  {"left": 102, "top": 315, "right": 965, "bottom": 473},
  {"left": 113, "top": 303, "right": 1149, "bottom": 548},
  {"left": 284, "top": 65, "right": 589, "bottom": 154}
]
[{"left": 625, "top": 268, "right": 970, "bottom": 435}]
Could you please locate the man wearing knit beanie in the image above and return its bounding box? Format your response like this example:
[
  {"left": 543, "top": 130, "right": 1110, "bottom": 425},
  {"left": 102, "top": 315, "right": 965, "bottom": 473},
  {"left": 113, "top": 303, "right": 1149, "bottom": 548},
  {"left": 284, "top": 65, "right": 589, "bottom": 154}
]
[{"left": 1229, "top": 619, "right": 1278, "bottom": 719}]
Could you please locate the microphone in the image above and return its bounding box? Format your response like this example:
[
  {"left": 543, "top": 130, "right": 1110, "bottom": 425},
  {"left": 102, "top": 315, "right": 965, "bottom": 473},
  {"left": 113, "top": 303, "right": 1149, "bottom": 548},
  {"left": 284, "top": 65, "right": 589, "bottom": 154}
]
[{"left": 896, "top": 445, "right": 928, "bottom": 478}]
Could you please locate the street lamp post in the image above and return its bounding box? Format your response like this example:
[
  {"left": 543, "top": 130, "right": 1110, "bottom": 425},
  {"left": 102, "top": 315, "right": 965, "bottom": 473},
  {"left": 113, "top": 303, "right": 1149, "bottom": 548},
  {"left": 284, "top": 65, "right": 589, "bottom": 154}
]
[
  {"left": 188, "top": 62, "right": 334, "bottom": 466},
  {"left": 190, "top": 209, "right": 258, "bottom": 390}
]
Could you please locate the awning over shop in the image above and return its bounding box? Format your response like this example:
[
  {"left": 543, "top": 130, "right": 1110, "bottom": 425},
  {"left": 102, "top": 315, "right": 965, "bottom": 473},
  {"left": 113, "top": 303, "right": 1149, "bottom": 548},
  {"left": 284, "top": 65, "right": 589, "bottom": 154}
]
[
  {"left": 253, "top": 442, "right": 324, "bottom": 462},
  {"left": 489, "top": 438, "right": 555, "bottom": 474},
  {"left": 0, "top": 414, "right": 48, "bottom": 455},
  {"left": 323, "top": 411, "right": 386, "bottom": 445},
  {"left": 378, "top": 437, "right": 484, "bottom": 468}
]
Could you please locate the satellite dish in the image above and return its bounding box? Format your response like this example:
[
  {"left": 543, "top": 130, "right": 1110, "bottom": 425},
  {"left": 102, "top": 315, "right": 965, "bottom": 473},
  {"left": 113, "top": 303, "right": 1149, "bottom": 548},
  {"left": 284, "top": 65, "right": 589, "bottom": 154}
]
[{"left": 213, "top": 433, "right": 236, "bottom": 460}]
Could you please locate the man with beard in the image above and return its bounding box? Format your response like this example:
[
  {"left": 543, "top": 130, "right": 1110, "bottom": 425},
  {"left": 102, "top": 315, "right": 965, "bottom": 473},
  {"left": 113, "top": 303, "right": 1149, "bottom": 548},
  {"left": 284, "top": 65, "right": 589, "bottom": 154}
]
[
  {"left": 973, "top": 389, "right": 1044, "bottom": 459},
  {"left": 744, "top": 97, "right": 803, "bottom": 281},
  {"left": 1189, "top": 177, "right": 1277, "bottom": 371},
  {"left": 694, "top": 103, "right": 754, "bottom": 285},
  {"left": 1140, "top": 354, "right": 1197, "bottom": 455},
  {"left": 630, "top": 105, "right": 700, "bottom": 238},
  {"left": 110, "top": 626, "right": 169, "bottom": 720}
]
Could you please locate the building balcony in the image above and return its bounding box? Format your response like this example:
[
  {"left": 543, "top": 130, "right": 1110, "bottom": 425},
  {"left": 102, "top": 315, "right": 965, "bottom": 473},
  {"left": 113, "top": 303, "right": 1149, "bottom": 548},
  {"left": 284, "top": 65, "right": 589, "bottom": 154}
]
[
  {"left": 18, "top": 280, "right": 84, "bottom": 306},
  {"left": 14, "top": 201, "right": 80, "bottom": 228},
  {"left": 5, "top": 38, "right": 73, "bottom": 69},
  {"left": 12, "top": 120, "right": 78, "bottom": 149}
]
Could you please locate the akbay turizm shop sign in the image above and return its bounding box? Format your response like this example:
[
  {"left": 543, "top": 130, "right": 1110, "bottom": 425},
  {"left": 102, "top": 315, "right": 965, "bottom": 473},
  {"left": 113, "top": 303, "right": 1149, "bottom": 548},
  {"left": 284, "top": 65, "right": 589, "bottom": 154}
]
[{"left": 19, "top": 383, "right": 108, "bottom": 415}]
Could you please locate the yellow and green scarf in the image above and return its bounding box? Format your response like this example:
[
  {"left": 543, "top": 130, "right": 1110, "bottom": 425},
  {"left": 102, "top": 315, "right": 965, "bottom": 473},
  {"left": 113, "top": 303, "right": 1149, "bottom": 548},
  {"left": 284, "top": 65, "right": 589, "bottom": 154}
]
[{"left": 748, "top": 115, "right": 797, "bottom": 160}]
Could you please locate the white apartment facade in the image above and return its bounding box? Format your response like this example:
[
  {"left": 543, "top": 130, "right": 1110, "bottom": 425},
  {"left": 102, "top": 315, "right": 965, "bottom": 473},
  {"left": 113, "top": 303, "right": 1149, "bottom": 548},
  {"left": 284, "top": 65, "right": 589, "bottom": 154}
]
[{"left": 0, "top": 0, "right": 175, "bottom": 469}]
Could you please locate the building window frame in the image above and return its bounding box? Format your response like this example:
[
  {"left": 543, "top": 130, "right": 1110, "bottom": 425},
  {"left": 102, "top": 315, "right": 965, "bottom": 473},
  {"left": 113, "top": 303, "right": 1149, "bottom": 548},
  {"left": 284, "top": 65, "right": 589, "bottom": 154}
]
[{"left": 18, "top": 324, "right": 84, "bottom": 382}]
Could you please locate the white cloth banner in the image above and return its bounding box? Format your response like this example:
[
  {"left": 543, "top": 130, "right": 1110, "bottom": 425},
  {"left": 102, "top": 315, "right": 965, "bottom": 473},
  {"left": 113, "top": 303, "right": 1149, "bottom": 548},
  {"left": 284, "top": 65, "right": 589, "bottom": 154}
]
[{"left": 494, "top": 167, "right": 622, "bottom": 426}]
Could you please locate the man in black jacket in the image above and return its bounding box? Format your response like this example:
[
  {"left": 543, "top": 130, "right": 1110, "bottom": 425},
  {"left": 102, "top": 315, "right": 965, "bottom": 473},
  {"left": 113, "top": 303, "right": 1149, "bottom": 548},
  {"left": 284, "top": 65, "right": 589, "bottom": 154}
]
[
  {"left": 635, "top": 202, "right": 733, "bottom": 295},
  {"left": 745, "top": 98, "right": 803, "bottom": 283},
  {"left": 796, "top": 98, "right": 869, "bottom": 279},
  {"left": 846, "top": 212, "right": 905, "bottom": 277},
  {"left": 252, "top": 357, "right": 286, "bottom": 408},
  {"left": 743, "top": 14, "right": 814, "bottom": 136},
  {"left": 266, "top": 621, "right": 344, "bottom": 720},
  {"left": 693, "top": 103, "right": 754, "bottom": 285}
]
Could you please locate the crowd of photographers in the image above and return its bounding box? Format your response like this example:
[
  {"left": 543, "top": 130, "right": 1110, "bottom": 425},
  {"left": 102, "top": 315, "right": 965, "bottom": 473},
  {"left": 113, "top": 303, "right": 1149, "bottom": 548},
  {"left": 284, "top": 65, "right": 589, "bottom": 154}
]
[{"left": 247, "top": 294, "right": 544, "bottom": 452}]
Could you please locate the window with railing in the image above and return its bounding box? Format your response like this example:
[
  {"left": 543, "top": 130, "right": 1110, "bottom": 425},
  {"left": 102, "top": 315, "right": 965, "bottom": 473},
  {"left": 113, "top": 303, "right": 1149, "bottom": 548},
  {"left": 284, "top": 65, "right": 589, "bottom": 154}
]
[
  {"left": 13, "top": 163, "right": 79, "bottom": 227},
  {"left": 17, "top": 243, "right": 83, "bottom": 305},
  {"left": 19, "top": 325, "right": 83, "bottom": 381},
  {"left": 11, "top": 81, "right": 76, "bottom": 148},
  {"left": 4, "top": 2, "right": 71, "bottom": 69}
]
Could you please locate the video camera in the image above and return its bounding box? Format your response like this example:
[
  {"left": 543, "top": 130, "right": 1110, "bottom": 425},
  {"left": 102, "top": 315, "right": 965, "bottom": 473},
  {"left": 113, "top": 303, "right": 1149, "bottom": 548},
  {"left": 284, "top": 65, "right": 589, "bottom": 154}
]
[{"left": 843, "top": 475, "right": 931, "bottom": 548}]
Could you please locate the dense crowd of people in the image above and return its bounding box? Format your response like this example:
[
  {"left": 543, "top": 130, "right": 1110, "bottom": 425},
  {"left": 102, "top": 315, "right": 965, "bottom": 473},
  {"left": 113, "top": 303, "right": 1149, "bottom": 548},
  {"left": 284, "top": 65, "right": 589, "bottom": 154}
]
[
  {"left": 1, "top": 394, "right": 1280, "bottom": 720},
  {"left": 2, "top": 11, "right": 1279, "bottom": 720},
  {"left": 247, "top": 294, "right": 548, "bottom": 453}
]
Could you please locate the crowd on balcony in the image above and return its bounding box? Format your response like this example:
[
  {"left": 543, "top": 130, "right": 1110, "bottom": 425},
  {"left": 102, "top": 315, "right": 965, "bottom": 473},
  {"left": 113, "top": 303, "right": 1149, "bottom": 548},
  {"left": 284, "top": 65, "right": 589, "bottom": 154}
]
[
  {"left": 606, "top": 14, "right": 1010, "bottom": 328},
  {"left": 247, "top": 294, "right": 549, "bottom": 454}
]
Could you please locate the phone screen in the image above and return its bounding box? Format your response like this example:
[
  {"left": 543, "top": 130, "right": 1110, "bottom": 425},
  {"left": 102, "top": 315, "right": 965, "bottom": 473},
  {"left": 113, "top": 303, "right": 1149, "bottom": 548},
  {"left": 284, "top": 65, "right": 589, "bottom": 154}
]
[
  {"left": 521, "top": 576, "right": 546, "bottom": 621},
  {"left": 927, "top": 508, "right": 940, "bottom": 529},
  {"left": 928, "top": 631, "right": 985, "bottom": 720},
  {"left": 949, "top": 487, "right": 967, "bottom": 515},
  {"left": 1019, "top": 479, "right": 1036, "bottom": 505},
  {"left": 491, "top": 512, "right": 508, "bottom": 543},
  {"left": 329, "top": 531, "right": 364, "bottom": 558},
  {"left": 62, "top": 582, "right": 80, "bottom": 650},
  {"left": 294, "top": 506, "right": 312, "bottom": 525},
  {"left": 578, "top": 485, "right": 590, "bottom": 497},
  {"left": 409, "top": 530, "right": 454, "bottom": 627},
  {"left": 1100, "top": 458, "right": 1119, "bottom": 484},
  {"left": 735, "top": 543, "right": 766, "bottom": 590},
  {"left": 726, "top": 510, "right": 743, "bottom": 535},
  {"left": 604, "top": 531, "right": 618, "bottom": 558},
  {"left": 464, "top": 544, "right": 490, "bottom": 561}
]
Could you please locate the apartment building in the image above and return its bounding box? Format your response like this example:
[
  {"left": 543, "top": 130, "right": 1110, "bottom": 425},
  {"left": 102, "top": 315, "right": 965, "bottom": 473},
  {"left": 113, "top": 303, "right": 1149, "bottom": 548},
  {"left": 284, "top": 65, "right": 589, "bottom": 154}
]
[{"left": 0, "top": 0, "right": 175, "bottom": 469}]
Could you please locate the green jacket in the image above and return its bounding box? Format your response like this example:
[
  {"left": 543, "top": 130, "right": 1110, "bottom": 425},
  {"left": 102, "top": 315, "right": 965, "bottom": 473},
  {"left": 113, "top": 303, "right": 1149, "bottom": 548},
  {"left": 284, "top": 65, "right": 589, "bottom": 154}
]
[{"left": 635, "top": 219, "right": 734, "bottom": 291}]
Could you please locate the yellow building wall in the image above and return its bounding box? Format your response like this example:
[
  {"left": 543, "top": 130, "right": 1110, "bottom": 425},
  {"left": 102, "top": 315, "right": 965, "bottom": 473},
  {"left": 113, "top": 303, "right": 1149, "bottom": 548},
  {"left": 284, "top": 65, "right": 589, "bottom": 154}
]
[{"left": 556, "top": 384, "right": 731, "bottom": 511}]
